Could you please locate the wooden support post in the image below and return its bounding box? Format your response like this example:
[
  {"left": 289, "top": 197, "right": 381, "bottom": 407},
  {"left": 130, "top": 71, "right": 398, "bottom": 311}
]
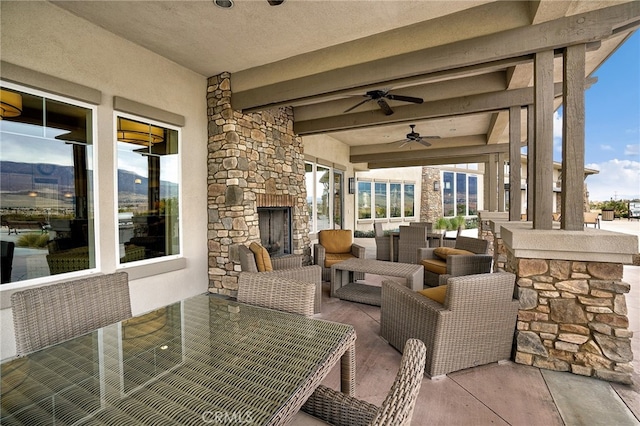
[
  {"left": 561, "top": 44, "right": 586, "bottom": 231},
  {"left": 533, "top": 50, "right": 554, "bottom": 230},
  {"left": 527, "top": 106, "right": 535, "bottom": 222},
  {"left": 487, "top": 154, "right": 498, "bottom": 211},
  {"left": 498, "top": 153, "right": 506, "bottom": 212},
  {"left": 509, "top": 106, "right": 522, "bottom": 221}
]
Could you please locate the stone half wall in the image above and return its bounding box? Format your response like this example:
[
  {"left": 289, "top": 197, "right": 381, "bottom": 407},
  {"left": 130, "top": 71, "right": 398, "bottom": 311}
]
[
  {"left": 502, "top": 240, "right": 635, "bottom": 384},
  {"left": 206, "top": 72, "right": 310, "bottom": 296}
]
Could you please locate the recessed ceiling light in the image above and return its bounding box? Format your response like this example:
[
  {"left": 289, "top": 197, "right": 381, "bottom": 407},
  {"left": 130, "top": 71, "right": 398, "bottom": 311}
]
[
  {"left": 214, "top": 0, "right": 233, "bottom": 9},
  {"left": 268, "top": 0, "right": 285, "bottom": 5}
]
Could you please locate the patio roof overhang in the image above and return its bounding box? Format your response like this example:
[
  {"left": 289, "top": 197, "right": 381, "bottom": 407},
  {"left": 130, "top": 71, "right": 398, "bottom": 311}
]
[{"left": 49, "top": 0, "right": 640, "bottom": 170}]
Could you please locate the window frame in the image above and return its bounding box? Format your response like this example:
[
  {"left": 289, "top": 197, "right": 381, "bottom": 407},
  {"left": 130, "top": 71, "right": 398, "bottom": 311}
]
[
  {"left": 305, "top": 160, "right": 344, "bottom": 234},
  {"left": 113, "top": 111, "right": 183, "bottom": 269},
  {"left": 0, "top": 81, "right": 100, "bottom": 289}
]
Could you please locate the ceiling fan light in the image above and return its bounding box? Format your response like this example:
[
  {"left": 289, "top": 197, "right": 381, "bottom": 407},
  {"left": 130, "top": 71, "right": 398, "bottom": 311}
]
[
  {"left": 117, "top": 118, "right": 164, "bottom": 146},
  {"left": 0, "top": 89, "right": 23, "bottom": 120},
  {"left": 214, "top": 0, "right": 233, "bottom": 9}
]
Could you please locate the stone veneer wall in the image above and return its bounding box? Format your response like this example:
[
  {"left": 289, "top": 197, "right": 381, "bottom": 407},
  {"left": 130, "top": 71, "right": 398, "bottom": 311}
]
[
  {"left": 506, "top": 253, "right": 633, "bottom": 384},
  {"left": 420, "top": 166, "right": 442, "bottom": 222},
  {"left": 206, "top": 72, "right": 310, "bottom": 296}
]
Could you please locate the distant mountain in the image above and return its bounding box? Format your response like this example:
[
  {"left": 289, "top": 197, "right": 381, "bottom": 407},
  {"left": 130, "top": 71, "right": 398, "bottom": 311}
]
[{"left": 0, "top": 161, "right": 178, "bottom": 198}]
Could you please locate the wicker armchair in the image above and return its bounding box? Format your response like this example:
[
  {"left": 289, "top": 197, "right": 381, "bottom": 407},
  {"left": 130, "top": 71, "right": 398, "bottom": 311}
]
[
  {"left": 237, "top": 244, "right": 322, "bottom": 313},
  {"left": 397, "top": 225, "right": 429, "bottom": 264},
  {"left": 314, "top": 230, "right": 366, "bottom": 282},
  {"left": 380, "top": 272, "right": 518, "bottom": 378},
  {"left": 418, "top": 235, "right": 492, "bottom": 287},
  {"left": 11, "top": 272, "right": 131, "bottom": 355},
  {"left": 300, "top": 339, "right": 426, "bottom": 426},
  {"left": 237, "top": 272, "right": 316, "bottom": 317}
]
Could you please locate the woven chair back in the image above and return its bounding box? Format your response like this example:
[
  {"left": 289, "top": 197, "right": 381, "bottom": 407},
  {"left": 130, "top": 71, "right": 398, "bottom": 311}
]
[{"left": 11, "top": 272, "right": 131, "bottom": 355}]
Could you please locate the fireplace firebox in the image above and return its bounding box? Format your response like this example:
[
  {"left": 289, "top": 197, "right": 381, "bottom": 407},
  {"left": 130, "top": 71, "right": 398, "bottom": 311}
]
[{"left": 257, "top": 207, "right": 292, "bottom": 256}]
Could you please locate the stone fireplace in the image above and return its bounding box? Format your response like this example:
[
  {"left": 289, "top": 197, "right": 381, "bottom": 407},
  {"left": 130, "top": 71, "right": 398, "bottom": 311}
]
[{"left": 206, "top": 72, "right": 311, "bottom": 296}]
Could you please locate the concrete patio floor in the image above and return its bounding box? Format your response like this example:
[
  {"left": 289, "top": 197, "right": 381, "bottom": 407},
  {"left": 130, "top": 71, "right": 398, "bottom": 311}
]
[{"left": 306, "top": 220, "right": 639, "bottom": 425}]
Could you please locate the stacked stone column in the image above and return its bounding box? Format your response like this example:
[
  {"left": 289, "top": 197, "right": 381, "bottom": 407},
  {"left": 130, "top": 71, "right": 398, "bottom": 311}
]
[
  {"left": 206, "top": 72, "right": 310, "bottom": 296},
  {"left": 500, "top": 224, "right": 636, "bottom": 384}
]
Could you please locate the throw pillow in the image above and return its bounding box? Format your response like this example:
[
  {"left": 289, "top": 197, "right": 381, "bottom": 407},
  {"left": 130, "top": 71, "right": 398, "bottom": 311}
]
[
  {"left": 417, "top": 285, "right": 448, "bottom": 304},
  {"left": 433, "top": 247, "right": 474, "bottom": 260},
  {"left": 249, "top": 242, "right": 273, "bottom": 272}
]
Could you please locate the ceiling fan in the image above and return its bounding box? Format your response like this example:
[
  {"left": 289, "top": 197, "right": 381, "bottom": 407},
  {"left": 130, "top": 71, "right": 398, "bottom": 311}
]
[
  {"left": 344, "top": 89, "right": 423, "bottom": 116},
  {"left": 390, "top": 124, "right": 440, "bottom": 148}
]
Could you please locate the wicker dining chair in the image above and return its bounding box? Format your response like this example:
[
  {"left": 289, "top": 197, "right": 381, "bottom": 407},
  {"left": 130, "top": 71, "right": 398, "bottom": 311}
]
[
  {"left": 397, "top": 225, "right": 429, "bottom": 264},
  {"left": 11, "top": 272, "right": 131, "bottom": 356},
  {"left": 300, "top": 338, "right": 426, "bottom": 426},
  {"left": 237, "top": 272, "right": 316, "bottom": 317},
  {"left": 373, "top": 223, "right": 391, "bottom": 261}
]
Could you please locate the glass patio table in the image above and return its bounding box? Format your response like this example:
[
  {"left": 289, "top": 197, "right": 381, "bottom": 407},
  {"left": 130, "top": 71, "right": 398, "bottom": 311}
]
[{"left": 0, "top": 294, "right": 356, "bottom": 425}]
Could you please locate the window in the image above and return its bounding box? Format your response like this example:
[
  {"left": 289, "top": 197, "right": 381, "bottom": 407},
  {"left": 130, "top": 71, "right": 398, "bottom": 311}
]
[
  {"left": 116, "top": 115, "right": 180, "bottom": 263},
  {"left": 0, "top": 84, "right": 96, "bottom": 281},
  {"left": 306, "top": 161, "right": 344, "bottom": 232},
  {"left": 469, "top": 176, "right": 478, "bottom": 215},
  {"left": 375, "top": 182, "right": 387, "bottom": 219},
  {"left": 404, "top": 183, "right": 415, "bottom": 217},
  {"left": 333, "top": 170, "right": 343, "bottom": 229},
  {"left": 356, "top": 179, "right": 414, "bottom": 221},
  {"left": 441, "top": 171, "right": 480, "bottom": 217},
  {"left": 456, "top": 173, "right": 467, "bottom": 216},
  {"left": 389, "top": 183, "right": 402, "bottom": 218},
  {"left": 357, "top": 181, "right": 372, "bottom": 220},
  {"left": 443, "top": 172, "right": 455, "bottom": 216}
]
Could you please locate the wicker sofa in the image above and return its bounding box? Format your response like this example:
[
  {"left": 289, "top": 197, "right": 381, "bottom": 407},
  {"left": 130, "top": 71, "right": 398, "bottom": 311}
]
[
  {"left": 380, "top": 272, "right": 519, "bottom": 378},
  {"left": 238, "top": 243, "right": 322, "bottom": 313},
  {"left": 418, "top": 235, "right": 492, "bottom": 287}
]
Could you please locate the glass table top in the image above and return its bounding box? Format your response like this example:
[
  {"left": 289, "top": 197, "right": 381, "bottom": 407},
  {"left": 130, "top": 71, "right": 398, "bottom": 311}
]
[{"left": 1, "top": 294, "right": 355, "bottom": 425}]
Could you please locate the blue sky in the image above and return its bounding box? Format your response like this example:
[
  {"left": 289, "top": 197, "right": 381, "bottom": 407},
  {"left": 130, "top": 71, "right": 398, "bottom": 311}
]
[{"left": 554, "top": 31, "right": 639, "bottom": 202}]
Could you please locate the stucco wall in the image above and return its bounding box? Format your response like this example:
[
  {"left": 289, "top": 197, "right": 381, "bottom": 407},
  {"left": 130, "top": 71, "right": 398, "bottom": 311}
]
[{"left": 0, "top": 1, "right": 209, "bottom": 360}]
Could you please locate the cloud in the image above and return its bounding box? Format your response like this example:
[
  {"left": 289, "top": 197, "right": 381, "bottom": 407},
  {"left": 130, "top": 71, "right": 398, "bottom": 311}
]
[
  {"left": 600, "top": 144, "right": 614, "bottom": 151},
  {"left": 625, "top": 144, "right": 639, "bottom": 156},
  {"left": 586, "top": 159, "right": 640, "bottom": 201}
]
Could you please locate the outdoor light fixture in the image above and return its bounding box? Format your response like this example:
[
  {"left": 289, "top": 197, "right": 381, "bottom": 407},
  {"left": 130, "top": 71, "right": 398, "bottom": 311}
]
[
  {"left": 214, "top": 0, "right": 233, "bottom": 8},
  {"left": 117, "top": 117, "right": 164, "bottom": 146},
  {"left": 134, "top": 178, "right": 142, "bottom": 184},
  {"left": 348, "top": 178, "right": 355, "bottom": 194},
  {"left": 0, "top": 89, "right": 22, "bottom": 119},
  {"left": 433, "top": 181, "right": 440, "bottom": 191}
]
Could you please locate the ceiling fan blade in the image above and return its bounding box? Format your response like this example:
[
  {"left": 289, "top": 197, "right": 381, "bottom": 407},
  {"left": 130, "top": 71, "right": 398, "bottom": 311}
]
[
  {"left": 343, "top": 98, "right": 372, "bottom": 113},
  {"left": 385, "top": 94, "right": 424, "bottom": 104},
  {"left": 416, "top": 139, "right": 432, "bottom": 147},
  {"left": 377, "top": 98, "right": 394, "bottom": 115},
  {"left": 388, "top": 138, "right": 409, "bottom": 145}
]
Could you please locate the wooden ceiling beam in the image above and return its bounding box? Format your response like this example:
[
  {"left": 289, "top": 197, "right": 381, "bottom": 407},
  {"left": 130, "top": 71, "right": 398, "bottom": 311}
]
[
  {"left": 233, "top": 2, "right": 638, "bottom": 111},
  {"left": 367, "top": 154, "right": 493, "bottom": 169},
  {"left": 350, "top": 142, "right": 509, "bottom": 164},
  {"left": 296, "top": 82, "right": 566, "bottom": 135}
]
